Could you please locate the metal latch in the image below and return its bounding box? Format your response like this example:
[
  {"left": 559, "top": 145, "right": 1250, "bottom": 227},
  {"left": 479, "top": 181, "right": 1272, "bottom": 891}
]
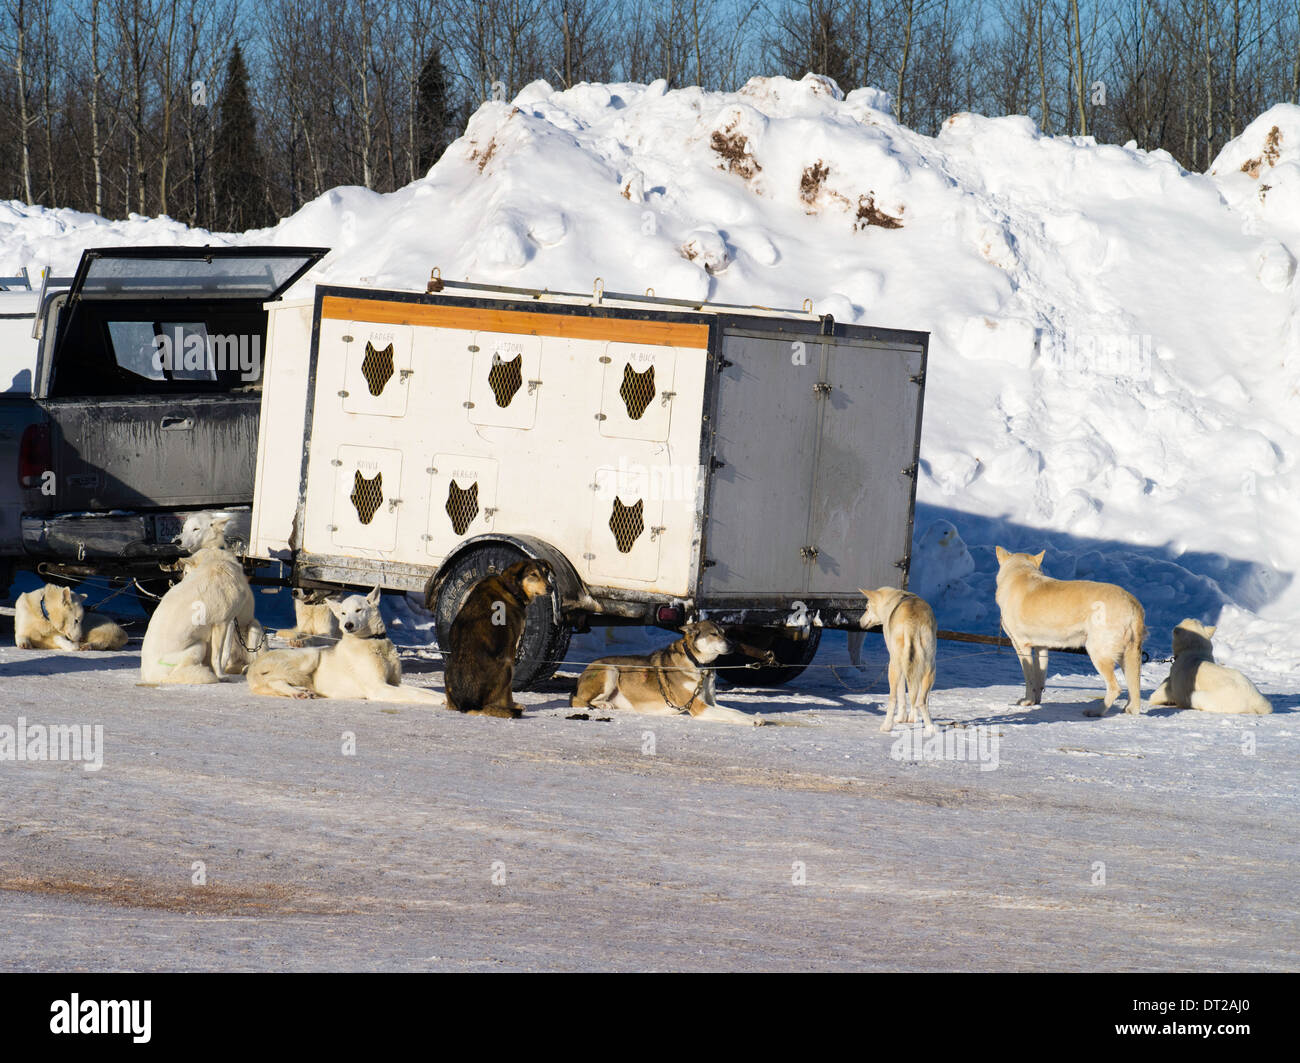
[
  {"left": 901, "top": 462, "right": 918, "bottom": 478},
  {"left": 813, "top": 382, "right": 832, "bottom": 397},
  {"left": 527, "top": 379, "right": 542, "bottom": 395},
  {"left": 799, "top": 546, "right": 820, "bottom": 562}
]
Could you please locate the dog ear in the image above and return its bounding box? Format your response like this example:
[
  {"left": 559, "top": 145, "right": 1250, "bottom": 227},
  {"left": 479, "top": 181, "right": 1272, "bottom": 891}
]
[
  {"left": 61, "top": 586, "right": 73, "bottom": 604},
  {"left": 1032, "top": 550, "right": 1045, "bottom": 568},
  {"left": 994, "top": 546, "right": 1008, "bottom": 563},
  {"left": 367, "top": 584, "right": 382, "bottom": 606},
  {"left": 326, "top": 597, "right": 346, "bottom": 618}
]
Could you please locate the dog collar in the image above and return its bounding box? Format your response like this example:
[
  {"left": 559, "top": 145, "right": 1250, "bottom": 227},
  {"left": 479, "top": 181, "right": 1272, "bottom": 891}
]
[{"left": 39, "top": 594, "right": 50, "bottom": 622}]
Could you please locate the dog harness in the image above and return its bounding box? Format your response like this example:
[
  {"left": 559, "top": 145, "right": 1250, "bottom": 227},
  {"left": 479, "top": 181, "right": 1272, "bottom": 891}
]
[{"left": 655, "top": 643, "right": 708, "bottom": 712}]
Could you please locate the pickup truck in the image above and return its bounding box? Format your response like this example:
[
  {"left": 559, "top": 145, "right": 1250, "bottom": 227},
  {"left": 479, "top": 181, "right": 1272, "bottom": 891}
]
[{"left": 0, "top": 246, "right": 326, "bottom": 599}]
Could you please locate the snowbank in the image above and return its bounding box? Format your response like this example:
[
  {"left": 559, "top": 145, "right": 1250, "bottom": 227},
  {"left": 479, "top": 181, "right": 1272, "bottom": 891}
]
[{"left": 3, "top": 75, "right": 1296, "bottom": 675}]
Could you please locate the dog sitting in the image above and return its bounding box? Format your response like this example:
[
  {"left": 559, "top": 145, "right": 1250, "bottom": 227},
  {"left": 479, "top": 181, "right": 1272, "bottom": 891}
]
[
  {"left": 1149, "top": 619, "right": 1273, "bottom": 715},
  {"left": 444, "top": 559, "right": 553, "bottom": 718},
  {"left": 994, "top": 546, "right": 1146, "bottom": 717},
  {"left": 571, "top": 620, "right": 763, "bottom": 725},
  {"left": 857, "top": 587, "right": 937, "bottom": 736},
  {"left": 247, "top": 586, "right": 439, "bottom": 704},
  {"left": 275, "top": 588, "right": 341, "bottom": 647},
  {"left": 15, "top": 584, "right": 128, "bottom": 651},
  {"left": 140, "top": 517, "right": 262, "bottom": 684}
]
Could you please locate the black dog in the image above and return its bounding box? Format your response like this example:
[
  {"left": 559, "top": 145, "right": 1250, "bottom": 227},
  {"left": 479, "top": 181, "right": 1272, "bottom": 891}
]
[{"left": 444, "top": 559, "right": 552, "bottom": 718}]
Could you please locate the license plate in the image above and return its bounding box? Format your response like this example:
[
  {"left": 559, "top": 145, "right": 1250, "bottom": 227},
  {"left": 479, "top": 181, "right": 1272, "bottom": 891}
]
[{"left": 155, "top": 514, "right": 184, "bottom": 545}]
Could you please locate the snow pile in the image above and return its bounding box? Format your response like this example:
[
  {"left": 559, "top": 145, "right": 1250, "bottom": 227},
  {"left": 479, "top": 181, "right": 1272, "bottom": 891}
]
[{"left": 2, "top": 74, "right": 1297, "bottom": 676}]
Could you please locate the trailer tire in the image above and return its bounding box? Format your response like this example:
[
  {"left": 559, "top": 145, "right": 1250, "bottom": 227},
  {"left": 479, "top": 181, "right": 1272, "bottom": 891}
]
[
  {"left": 426, "top": 543, "right": 571, "bottom": 690},
  {"left": 715, "top": 626, "right": 822, "bottom": 688}
]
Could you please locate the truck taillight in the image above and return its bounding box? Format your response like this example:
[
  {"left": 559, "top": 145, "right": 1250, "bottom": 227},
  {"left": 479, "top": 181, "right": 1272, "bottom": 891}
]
[{"left": 18, "top": 423, "right": 51, "bottom": 489}]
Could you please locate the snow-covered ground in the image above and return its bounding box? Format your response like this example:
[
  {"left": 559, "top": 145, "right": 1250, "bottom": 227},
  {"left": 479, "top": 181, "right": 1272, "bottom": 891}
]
[{"left": 2, "top": 77, "right": 1296, "bottom": 970}]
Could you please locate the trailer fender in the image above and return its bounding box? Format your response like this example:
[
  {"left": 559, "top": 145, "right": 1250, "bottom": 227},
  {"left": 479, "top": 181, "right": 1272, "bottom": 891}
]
[{"left": 426, "top": 533, "right": 594, "bottom": 617}]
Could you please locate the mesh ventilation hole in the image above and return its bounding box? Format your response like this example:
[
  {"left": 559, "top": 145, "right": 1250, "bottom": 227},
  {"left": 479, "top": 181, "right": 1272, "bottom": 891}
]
[
  {"left": 488, "top": 353, "right": 523, "bottom": 407},
  {"left": 351, "top": 470, "right": 383, "bottom": 525},
  {"left": 609, "top": 496, "right": 644, "bottom": 553},
  {"left": 361, "top": 342, "right": 395, "bottom": 396},
  {"left": 619, "top": 363, "right": 656, "bottom": 420},
  {"left": 446, "top": 479, "right": 479, "bottom": 535}
]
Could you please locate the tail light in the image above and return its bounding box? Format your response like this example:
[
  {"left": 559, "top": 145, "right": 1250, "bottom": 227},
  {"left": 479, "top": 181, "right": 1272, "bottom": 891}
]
[{"left": 18, "top": 423, "right": 51, "bottom": 490}]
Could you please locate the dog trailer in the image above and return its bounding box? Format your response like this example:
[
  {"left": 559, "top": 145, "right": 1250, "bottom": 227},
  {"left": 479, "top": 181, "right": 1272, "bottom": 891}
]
[{"left": 247, "top": 279, "right": 927, "bottom": 687}]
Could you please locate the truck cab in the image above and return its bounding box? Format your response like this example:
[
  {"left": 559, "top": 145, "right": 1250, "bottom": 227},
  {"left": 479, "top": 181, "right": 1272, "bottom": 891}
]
[{"left": 0, "top": 245, "right": 326, "bottom": 592}]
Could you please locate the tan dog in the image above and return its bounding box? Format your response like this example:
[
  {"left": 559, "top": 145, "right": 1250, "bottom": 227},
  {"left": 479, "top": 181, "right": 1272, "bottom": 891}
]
[
  {"left": 1149, "top": 619, "right": 1272, "bottom": 714},
  {"left": 275, "top": 588, "right": 341, "bottom": 647},
  {"left": 14, "top": 584, "right": 128, "bottom": 651},
  {"left": 247, "top": 586, "right": 439, "bottom": 704},
  {"left": 858, "top": 587, "right": 937, "bottom": 735},
  {"left": 571, "top": 620, "right": 763, "bottom": 725},
  {"left": 994, "top": 547, "right": 1145, "bottom": 717}
]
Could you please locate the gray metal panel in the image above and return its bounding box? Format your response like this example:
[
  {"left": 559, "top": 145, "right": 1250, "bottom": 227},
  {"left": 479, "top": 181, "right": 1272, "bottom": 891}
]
[
  {"left": 701, "top": 333, "right": 819, "bottom": 596},
  {"left": 806, "top": 338, "right": 925, "bottom": 594}
]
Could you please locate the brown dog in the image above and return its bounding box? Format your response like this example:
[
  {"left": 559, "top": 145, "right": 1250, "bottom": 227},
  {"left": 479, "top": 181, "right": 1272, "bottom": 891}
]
[
  {"left": 571, "top": 620, "right": 764, "bottom": 725},
  {"left": 444, "top": 559, "right": 553, "bottom": 718}
]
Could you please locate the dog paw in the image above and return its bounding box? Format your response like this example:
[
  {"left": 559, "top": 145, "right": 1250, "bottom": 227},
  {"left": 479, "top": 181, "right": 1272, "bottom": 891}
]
[
  {"left": 752, "top": 717, "right": 766, "bottom": 727},
  {"left": 1015, "top": 697, "right": 1036, "bottom": 706},
  {"left": 878, "top": 721, "right": 894, "bottom": 733},
  {"left": 922, "top": 725, "right": 936, "bottom": 738}
]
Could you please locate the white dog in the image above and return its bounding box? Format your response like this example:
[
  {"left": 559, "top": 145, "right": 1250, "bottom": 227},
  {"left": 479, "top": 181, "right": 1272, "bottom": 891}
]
[
  {"left": 994, "top": 547, "right": 1145, "bottom": 717},
  {"left": 1149, "top": 619, "right": 1273, "bottom": 714},
  {"left": 139, "top": 517, "right": 262, "bottom": 684},
  {"left": 857, "top": 587, "right": 938, "bottom": 735},
  {"left": 247, "top": 586, "right": 439, "bottom": 704},
  {"left": 15, "top": 584, "right": 127, "bottom": 651}
]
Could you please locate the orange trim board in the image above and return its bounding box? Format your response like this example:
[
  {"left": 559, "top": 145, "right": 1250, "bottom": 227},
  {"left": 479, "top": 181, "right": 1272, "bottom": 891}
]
[{"left": 321, "top": 295, "right": 710, "bottom": 349}]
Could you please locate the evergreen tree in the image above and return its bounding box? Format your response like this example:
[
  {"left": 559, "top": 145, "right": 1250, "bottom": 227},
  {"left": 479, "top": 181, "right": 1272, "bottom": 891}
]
[
  {"left": 212, "top": 43, "right": 272, "bottom": 231},
  {"left": 415, "top": 48, "right": 455, "bottom": 174}
]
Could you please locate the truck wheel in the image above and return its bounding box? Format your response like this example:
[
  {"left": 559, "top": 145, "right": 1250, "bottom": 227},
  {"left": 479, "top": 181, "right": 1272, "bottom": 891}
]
[
  {"left": 425, "top": 543, "right": 571, "bottom": 690},
  {"left": 716, "top": 626, "right": 822, "bottom": 688}
]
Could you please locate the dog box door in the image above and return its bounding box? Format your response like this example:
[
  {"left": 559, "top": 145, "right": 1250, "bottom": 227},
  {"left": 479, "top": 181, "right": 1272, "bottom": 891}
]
[
  {"left": 587, "top": 465, "right": 662, "bottom": 581},
  {"left": 599, "top": 342, "right": 677, "bottom": 441},
  {"left": 466, "top": 332, "right": 541, "bottom": 429},
  {"left": 425, "top": 454, "right": 499, "bottom": 559},
  {"left": 331, "top": 445, "right": 403, "bottom": 551},
  {"left": 340, "top": 323, "right": 414, "bottom": 417}
]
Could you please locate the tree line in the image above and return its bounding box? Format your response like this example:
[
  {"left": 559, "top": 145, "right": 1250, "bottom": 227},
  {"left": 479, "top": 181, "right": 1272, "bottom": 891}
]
[{"left": 2, "top": 0, "right": 1298, "bottom": 231}]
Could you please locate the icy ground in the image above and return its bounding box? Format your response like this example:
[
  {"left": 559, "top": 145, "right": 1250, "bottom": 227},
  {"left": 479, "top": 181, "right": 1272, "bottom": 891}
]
[{"left": 1, "top": 585, "right": 1295, "bottom": 972}]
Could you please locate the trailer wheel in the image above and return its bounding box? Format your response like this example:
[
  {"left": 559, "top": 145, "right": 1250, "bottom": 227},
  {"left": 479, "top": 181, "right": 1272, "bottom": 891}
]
[
  {"left": 715, "top": 626, "right": 822, "bottom": 688},
  {"left": 426, "top": 543, "right": 571, "bottom": 690}
]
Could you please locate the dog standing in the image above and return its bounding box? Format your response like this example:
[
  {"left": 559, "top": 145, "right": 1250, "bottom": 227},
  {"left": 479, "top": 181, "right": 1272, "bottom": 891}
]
[
  {"left": 444, "top": 559, "right": 553, "bottom": 718},
  {"left": 248, "top": 586, "right": 440, "bottom": 703},
  {"left": 1149, "top": 619, "right": 1272, "bottom": 714},
  {"left": 15, "top": 584, "right": 127, "bottom": 651},
  {"left": 571, "top": 620, "right": 763, "bottom": 725},
  {"left": 276, "top": 588, "right": 341, "bottom": 646},
  {"left": 857, "top": 587, "right": 937, "bottom": 735},
  {"left": 994, "top": 547, "right": 1145, "bottom": 717}
]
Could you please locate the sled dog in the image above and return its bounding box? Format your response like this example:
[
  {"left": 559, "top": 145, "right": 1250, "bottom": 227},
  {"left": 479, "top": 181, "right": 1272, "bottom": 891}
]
[
  {"left": 275, "top": 587, "right": 341, "bottom": 646},
  {"left": 140, "top": 517, "right": 262, "bottom": 684},
  {"left": 571, "top": 620, "right": 763, "bottom": 725},
  {"left": 994, "top": 546, "right": 1145, "bottom": 716},
  {"left": 247, "top": 586, "right": 439, "bottom": 704},
  {"left": 15, "top": 584, "right": 128, "bottom": 651},
  {"left": 1149, "top": 619, "right": 1272, "bottom": 714},
  {"left": 857, "top": 587, "right": 938, "bottom": 735}
]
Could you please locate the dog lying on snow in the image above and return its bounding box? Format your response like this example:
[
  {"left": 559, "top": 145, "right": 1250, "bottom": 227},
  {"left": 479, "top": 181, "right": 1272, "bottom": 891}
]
[
  {"left": 1149, "top": 619, "right": 1273, "bottom": 715},
  {"left": 995, "top": 546, "right": 1146, "bottom": 717},
  {"left": 139, "top": 516, "right": 262, "bottom": 684},
  {"left": 14, "top": 584, "right": 127, "bottom": 651},
  {"left": 857, "top": 587, "right": 937, "bottom": 736},
  {"left": 247, "top": 586, "right": 439, "bottom": 703},
  {"left": 571, "top": 620, "right": 764, "bottom": 725}
]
